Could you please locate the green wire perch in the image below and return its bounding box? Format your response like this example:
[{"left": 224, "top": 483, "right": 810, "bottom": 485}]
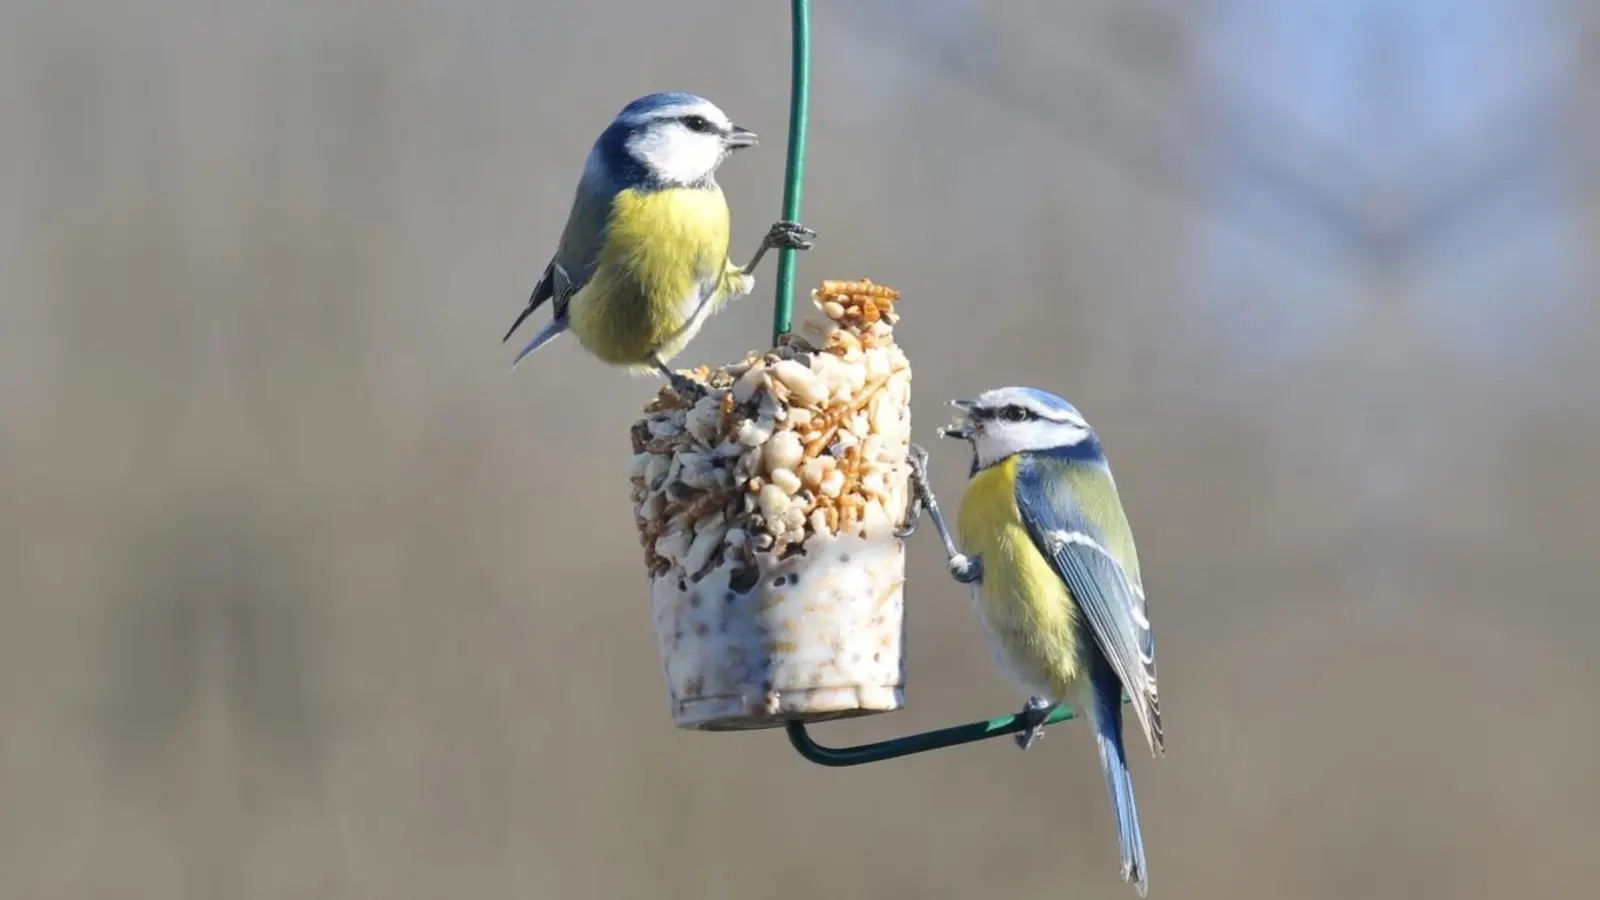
[{"left": 771, "top": 0, "right": 1091, "bottom": 767}]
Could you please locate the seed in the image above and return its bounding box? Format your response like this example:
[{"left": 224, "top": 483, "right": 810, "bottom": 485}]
[
  {"left": 770, "top": 466, "right": 803, "bottom": 496},
  {"left": 639, "top": 491, "right": 665, "bottom": 520},
  {"left": 737, "top": 419, "right": 771, "bottom": 447},
  {"left": 859, "top": 499, "right": 892, "bottom": 538},
  {"left": 819, "top": 469, "right": 846, "bottom": 498},
  {"left": 819, "top": 279, "right": 900, "bottom": 301},
  {"left": 799, "top": 457, "right": 828, "bottom": 489},
  {"left": 686, "top": 395, "right": 724, "bottom": 443},
  {"left": 839, "top": 502, "right": 858, "bottom": 534},
  {"left": 758, "top": 483, "right": 790, "bottom": 523},
  {"left": 770, "top": 360, "right": 827, "bottom": 408},
  {"left": 684, "top": 521, "right": 726, "bottom": 573},
  {"left": 732, "top": 364, "right": 768, "bottom": 404},
  {"left": 763, "top": 430, "right": 804, "bottom": 474},
  {"left": 644, "top": 454, "right": 671, "bottom": 489}
]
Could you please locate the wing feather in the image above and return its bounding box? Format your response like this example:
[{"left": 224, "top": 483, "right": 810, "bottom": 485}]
[
  {"left": 504, "top": 151, "right": 618, "bottom": 341},
  {"left": 1015, "top": 459, "right": 1163, "bottom": 755}
]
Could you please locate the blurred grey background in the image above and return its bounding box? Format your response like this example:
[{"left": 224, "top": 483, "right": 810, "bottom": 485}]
[{"left": 3, "top": 0, "right": 1599, "bottom": 897}]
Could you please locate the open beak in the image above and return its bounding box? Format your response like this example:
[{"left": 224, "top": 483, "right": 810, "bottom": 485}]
[
  {"left": 937, "top": 399, "right": 975, "bottom": 440},
  {"left": 725, "top": 125, "right": 758, "bottom": 149}
]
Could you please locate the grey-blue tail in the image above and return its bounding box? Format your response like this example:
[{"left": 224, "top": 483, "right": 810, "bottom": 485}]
[
  {"left": 509, "top": 316, "right": 567, "bottom": 370},
  {"left": 1092, "top": 655, "right": 1149, "bottom": 895}
]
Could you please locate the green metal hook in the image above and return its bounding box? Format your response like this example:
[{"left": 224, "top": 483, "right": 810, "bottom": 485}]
[{"left": 773, "top": 0, "right": 1091, "bottom": 766}]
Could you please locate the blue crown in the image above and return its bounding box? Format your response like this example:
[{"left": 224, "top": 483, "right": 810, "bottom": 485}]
[
  {"left": 618, "top": 92, "right": 707, "bottom": 119},
  {"left": 1014, "top": 387, "right": 1083, "bottom": 419}
]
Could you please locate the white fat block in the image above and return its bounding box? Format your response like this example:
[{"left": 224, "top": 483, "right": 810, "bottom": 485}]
[
  {"left": 652, "top": 527, "right": 907, "bottom": 730},
  {"left": 632, "top": 281, "right": 913, "bottom": 730}
]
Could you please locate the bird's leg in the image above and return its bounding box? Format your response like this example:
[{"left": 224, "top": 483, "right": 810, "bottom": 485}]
[
  {"left": 893, "top": 444, "right": 929, "bottom": 538},
  {"left": 650, "top": 353, "right": 707, "bottom": 400},
  {"left": 1014, "top": 696, "right": 1058, "bottom": 751},
  {"left": 742, "top": 220, "right": 816, "bottom": 275},
  {"left": 896, "top": 443, "right": 983, "bottom": 584}
]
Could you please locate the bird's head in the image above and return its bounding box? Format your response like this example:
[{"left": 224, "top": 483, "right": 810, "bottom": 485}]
[
  {"left": 603, "top": 92, "right": 757, "bottom": 188},
  {"left": 938, "top": 386, "right": 1099, "bottom": 471}
]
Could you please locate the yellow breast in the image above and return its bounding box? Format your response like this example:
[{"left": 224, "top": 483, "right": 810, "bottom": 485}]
[
  {"left": 570, "top": 187, "right": 734, "bottom": 366},
  {"left": 958, "top": 457, "right": 1086, "bottom": 698}
]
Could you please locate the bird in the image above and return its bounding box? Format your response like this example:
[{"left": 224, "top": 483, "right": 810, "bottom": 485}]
[
  {"left": 934, "top": 386, "right": 1162, "bottom": 895},
  {"left": 500, "top": 91, "right": 815, "bottom": 397}
]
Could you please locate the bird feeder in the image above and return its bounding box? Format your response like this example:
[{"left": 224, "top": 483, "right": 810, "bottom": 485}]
[
  {"left": 631, "top": 281, "right": 913, "bottom": 730},
  {"left": 614, "top": 0, "right": 1102, "bottom": 765}
]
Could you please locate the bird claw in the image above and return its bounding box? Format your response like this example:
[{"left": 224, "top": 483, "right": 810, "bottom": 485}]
[
  {"left": 894, "top": 498, "right": 922, "bottom": 539},
  {"left": 894, "top": 445, "right": 933, "bottom": 538},
  {"left": 1014, "top": 696, "right": 1055, "bottom": 751},
  {"left": 765, "top": 220, "right": 816, "bottom": 251},
  {"left": 667, "top": 372, "right": 709, "bottom": 400},
  {"left": 898, "top": 444, "right": 976, "bottom": 582}
]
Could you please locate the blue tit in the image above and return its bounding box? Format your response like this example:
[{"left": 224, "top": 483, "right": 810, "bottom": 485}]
[
  {"left": 937, "top": 387, "right": 1162, "bottom": 896},
  {"left": 500, "top": 92, "right": 816, "bottom": 397}
]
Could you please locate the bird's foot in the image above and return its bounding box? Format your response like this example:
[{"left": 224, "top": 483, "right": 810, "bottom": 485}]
[
  {"left": 743, "top": 222, "right": 816, "bottom": 276},
  {"left": 765, "top": 220, "right": 816, "bottom": 251},
  {"left": 894, "top": 445, "right": 932, "bottom": 538},
  {"left": 666, "top": 372, "right": 708, "bottom": 400},
  {"left": 896, "top": 444, "right": 976, "bottom": 585},
  {"left": 1014, "top": 696, "right": 1057, "bottom": 750},
  {"left": 651, "top": 355, "right": 708, "bottom": 400}
]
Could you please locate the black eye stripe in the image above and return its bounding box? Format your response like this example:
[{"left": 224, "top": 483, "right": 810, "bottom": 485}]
[{"left": 980, "top": 405, "right": 1037, "bottom": 422}]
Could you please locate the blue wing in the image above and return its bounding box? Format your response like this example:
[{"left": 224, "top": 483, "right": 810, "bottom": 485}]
[
  {"left": 503, "top": 149, "right": 619, "bottom": 344},
  {"left": 1014, "top": 457, "right": 1162, "bottom": 755}
]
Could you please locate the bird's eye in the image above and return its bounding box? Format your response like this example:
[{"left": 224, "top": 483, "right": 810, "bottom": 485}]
[
  {"left": 682, "top": 115, "right": 713, "bottom": 133},
  {"left": 1001, "top": 406, "right": 1030, "bottom": 422}
]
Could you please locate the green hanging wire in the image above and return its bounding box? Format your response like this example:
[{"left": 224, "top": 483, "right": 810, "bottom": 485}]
[
  {"left": 772, "top": 0, "right": 1116, "bottom": 767},
  {"left": 771, "top": 0, "right": 811, "bottom": 344}
]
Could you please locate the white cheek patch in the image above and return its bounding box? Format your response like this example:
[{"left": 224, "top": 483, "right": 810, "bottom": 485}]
[
  {"left": 976, "top": 421, "right": 1081, "bottom": 468},
  {"left": 628, "top": 128, "right": 726, "bottom": 185}
]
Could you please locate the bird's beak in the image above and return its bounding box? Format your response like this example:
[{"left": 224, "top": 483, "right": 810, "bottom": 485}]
[
  {"left": 937, "top": 399, "right": 975, "bottom": 440},
  {"left": 725, "top": 125, "right": 758, "bottom": 149}
]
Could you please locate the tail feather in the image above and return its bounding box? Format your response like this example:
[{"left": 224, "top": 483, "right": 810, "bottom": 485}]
[
  {"left": 502, "top": 303, "right": 537, "bottom": 344},
  {"left": 504, "top": 262, "right": 558, "bottom": 344},
  {"left": 509, "top": 316, "right": 568, "bottom": 370},
  {"left": 1092, "top": 659, "right": 1149, "bottom": 895}
]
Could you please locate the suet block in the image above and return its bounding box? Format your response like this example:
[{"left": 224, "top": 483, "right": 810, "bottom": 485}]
[{"left": 632, "top": 280, "right": 914, "bottom": 730}]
